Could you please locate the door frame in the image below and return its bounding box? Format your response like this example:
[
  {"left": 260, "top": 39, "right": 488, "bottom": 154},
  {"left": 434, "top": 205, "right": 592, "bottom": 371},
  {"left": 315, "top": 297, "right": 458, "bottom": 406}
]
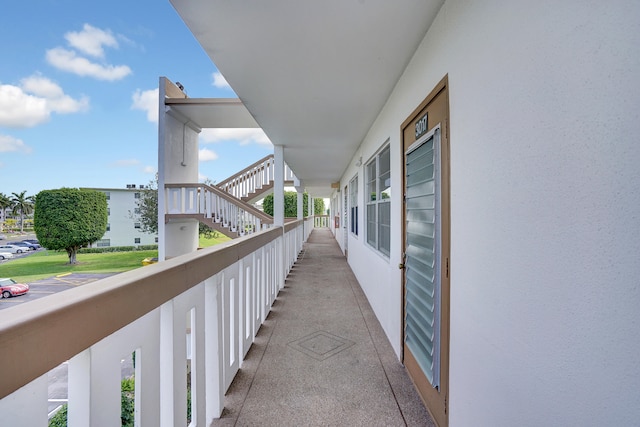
[{"left": 400, "top": 75, "right": 450, "bottom": 427}]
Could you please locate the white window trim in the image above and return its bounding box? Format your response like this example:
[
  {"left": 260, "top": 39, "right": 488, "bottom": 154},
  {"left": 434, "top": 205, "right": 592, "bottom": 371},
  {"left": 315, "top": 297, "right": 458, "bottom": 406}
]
[
  {"left": 365, "top": 143, "right": 391, "bottom": 257},
  {"left": 349, "top": 174, "right": 359, "bottom": 237}
]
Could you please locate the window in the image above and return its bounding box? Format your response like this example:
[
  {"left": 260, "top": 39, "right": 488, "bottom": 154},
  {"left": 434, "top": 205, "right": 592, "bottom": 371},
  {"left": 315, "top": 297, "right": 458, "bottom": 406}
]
[
  {"left": 134, "top": 208, "right": 140, "bottom": 214},
  {"left": 134, "top": 222, "right": 141, "bottom": 229},
  {"left": 349, "top": 175, "right": 358, "bottom": 235},
  {"left": 365, "top": 145, "right": 391, "bottom": 256},
  {"left": 105, "top": 192, "right": 110, "bottom": 200},
  {"left": 155, "top": 237, "right": 159, "bottom": 243},
  {"left": 134, "top": 192, "right": 140, "bottom": 199},
  {"left": 106, "top": 223, "right": 110, "bottom": 231},
  {"left": 97, "top": 239, "right": 110, "bottom": 247},
  {"left": 107, "top": 208, "right": 110, "bottom": 216},
  {"left": 134, "top": 238, "right": 141, "bottom": 244}
]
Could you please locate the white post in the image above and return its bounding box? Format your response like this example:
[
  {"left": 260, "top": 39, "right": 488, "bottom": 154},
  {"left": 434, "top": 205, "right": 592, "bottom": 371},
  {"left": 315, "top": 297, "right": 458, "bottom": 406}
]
[
  {"left": 296, "top": 184, "right": 303, "bottom": 221},
  {"left": 157, "top": 77, "right": 167, "bottom": 261},
  {"left": 205, "top": 276, "right": 225, "bottom": 420},
  {"left": 158, "top": 77, "right": 201, "bottom": 260},
  {"left": 274, "top": 145, "right": 285, "bottom": 227},
  {"left": 0, "top": 375, "right": 47, "bottom": 426},
  {"left": 68, "top": 350, "right": 91, "bottom": 427}
]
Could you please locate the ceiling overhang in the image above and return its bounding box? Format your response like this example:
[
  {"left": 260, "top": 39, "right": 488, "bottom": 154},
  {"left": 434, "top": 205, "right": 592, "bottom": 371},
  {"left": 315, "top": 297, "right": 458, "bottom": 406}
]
[
  {"left": 165, "top": 98, "right": 259, "bottom": 130},
  {"left": 169, "top": 0, "right": 444, "bottom": 196}
]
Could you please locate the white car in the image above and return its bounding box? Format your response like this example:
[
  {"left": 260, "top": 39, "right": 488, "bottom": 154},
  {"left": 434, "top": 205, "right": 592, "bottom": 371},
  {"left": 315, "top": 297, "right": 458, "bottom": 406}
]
[
  {"left": 0, "top": 252, "right": 13, "bottom": 260},
  {"left": 0, "top": 245, "right": 29, "bottom": 254}
]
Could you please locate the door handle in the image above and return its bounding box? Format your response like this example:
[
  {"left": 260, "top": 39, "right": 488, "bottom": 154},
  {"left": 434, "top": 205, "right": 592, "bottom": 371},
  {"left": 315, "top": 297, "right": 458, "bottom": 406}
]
[{"left": 398, "top": 263, "right": 405, "bottom": 270}]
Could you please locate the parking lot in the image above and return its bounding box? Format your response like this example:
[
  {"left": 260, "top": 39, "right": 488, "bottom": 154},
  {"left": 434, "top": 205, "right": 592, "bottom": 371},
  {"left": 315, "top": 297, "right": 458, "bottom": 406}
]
[
  {"left": 0, "top": 273, "right": 116, "bottom": 310},
  {"left": 0, "top": 268, "right": 124, "bottom": 419}
]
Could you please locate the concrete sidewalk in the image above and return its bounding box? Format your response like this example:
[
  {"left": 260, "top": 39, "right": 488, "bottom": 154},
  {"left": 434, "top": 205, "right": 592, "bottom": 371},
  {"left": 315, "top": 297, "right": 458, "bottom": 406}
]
[{"left": 212, "top": 228, "right": 435, "bottom": 426}]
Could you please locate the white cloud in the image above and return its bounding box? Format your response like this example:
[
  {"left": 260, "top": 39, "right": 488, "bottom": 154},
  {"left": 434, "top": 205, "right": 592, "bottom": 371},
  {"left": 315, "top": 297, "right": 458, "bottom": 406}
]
[
  {"left": 212, "top": 72, "right": 231, "bottom": 89},
  {"left": 111, "top": 159, "right": 140, "bottom": 167},
  {"left": 65, "top": 24, "right": 118, "bottom": 58},
  {"left": 142, "top": 166, "right": 156, "bottom": 174},
  {"left": 199, "top": 128, "right": 272, "bottom": 146},
  {"left": 46, "top": 47, "right": 131, "bottom": 81},
  {"left": 0, "top": 134, "right": 32, "bottom": 153},
  {"left": 199, "top": 148, "right": 219, "bottom": 162},
  {"left": 131, "top": 88, "right": 158, "bottom": 123},
  {"left": 0, "top": 76, "right": 88, "bottom": 128},
  {"left": 21, "top": 75, "right": 89, "bottom": 114}
]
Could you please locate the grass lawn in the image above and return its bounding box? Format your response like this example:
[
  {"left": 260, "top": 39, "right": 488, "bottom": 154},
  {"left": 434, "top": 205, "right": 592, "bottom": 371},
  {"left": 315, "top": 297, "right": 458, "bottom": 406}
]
[
  {"left": 1, "top": 233, "right": 231, "bottom": 283},
  {"left": 199, "top": 233, "right": 231, "bottom": 248},
  {"left": 1, "top": 250, "right": 159, "bottom": 283}
]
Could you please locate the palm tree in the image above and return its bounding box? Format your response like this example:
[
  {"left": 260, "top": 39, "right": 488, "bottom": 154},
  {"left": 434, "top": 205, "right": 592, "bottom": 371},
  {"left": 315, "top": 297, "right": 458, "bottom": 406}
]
[
  {"left": 10, "top": 191, "right": 35, "bottom": 233},
  {"left": 0, "top": 193, "right": 11, "bottom": 232}
]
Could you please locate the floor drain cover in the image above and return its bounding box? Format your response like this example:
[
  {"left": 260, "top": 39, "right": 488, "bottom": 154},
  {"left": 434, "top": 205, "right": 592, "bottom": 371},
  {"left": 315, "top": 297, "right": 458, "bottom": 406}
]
[{"left": 289, "top": 331, "right": 354, "bottom": 361}]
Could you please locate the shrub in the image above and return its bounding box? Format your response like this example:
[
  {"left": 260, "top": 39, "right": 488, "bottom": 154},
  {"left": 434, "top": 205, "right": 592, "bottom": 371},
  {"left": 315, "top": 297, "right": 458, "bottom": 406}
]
[
  {"left": 78, "top": 245, "right": 158, "bottom": 254},
  {"left": 48, "top": 404, "right": 67, "bottom": 427},
  {"left": 47, "top": 378, "right": 137, "bottom": 427}
]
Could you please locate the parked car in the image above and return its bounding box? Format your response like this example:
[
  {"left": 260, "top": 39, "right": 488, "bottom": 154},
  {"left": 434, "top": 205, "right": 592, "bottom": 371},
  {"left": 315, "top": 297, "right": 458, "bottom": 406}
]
[
  {"left": 22, "top": 239, "right": 40, "bottom": 245},
  {"left": 14, "top": 241, "right": 41, "bottom": 250},
  {"left": 0, "top": 252, "right": 13, "bottom": 260},
  {"left": 0, "top": 278, "right": 29, "bottom": 298},
  {"left": 8, "top": 241, "right": 38, "bottom": 251},
  {"left": 0, "top": 244, "right": 29, "bottom": 254}
]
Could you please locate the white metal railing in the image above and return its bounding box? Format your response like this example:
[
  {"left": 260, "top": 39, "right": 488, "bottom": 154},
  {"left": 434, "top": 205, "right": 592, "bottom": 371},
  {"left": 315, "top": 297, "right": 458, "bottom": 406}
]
[
  {"left": 0, "top": 222, "right": 305, "bottom": 426},
  {"left": 217, "top": 155, "right": 296, "bottom": 201},
  {"left": 165, "top": 183, "right": 273, "bottom": 236}
]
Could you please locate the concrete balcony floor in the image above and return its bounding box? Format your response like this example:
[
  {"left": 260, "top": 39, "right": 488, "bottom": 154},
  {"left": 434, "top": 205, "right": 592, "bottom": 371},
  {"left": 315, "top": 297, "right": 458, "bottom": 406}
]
[{"left": 213, "top": 228, "right": 436, "bottom": 426}]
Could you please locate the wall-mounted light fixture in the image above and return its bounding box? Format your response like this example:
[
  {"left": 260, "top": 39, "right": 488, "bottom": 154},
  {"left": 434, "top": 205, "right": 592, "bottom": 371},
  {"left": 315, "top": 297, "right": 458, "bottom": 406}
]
[{"left": 355, "top": 156, "right": 362, "bottom": 167}]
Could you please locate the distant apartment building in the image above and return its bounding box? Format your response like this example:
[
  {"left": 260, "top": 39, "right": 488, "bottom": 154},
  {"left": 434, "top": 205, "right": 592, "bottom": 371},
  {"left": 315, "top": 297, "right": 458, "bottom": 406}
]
[{"left": 86, "top": 186, "right": 158, "bottom": 247}]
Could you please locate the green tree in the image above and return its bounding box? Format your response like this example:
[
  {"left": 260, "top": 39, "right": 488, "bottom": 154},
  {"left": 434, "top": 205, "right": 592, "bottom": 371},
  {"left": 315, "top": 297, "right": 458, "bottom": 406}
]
[
  {"left": 0, "top": 193, "right": 11, "bottom": 231},
  {"left": 132, "top": 176, "right": 219, "bottom": 238},
  {"left": 133, "top": 176, "right": 159, "bottom": 234},
  {"left": 262, "top": 192, "right": 325, "bottom": 217},
  {"left": 34, "top": 188, "right": 107, "bottom": 264},
  {"left": 10, "top": 190, "right": 35, "bottom": 233}
]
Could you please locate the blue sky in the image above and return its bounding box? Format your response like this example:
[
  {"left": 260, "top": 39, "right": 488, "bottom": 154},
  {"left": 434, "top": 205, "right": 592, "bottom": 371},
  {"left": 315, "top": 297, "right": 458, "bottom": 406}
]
[{"left": 0, "top": 0, "right": 273, "bottom": 198}]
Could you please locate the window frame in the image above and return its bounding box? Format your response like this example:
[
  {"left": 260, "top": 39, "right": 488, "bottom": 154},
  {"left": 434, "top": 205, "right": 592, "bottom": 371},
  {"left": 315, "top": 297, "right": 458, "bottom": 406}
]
[
  {"left": 365, "top": 144, "right": 391, "bottom": 257},
  {"left": 349, "top": 174, "right": 358, "bottom": 236}
]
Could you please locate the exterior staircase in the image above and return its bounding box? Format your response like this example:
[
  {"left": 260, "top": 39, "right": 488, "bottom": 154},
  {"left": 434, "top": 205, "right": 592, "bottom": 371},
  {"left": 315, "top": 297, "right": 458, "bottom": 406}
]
[
  {"left": 165, "top": 155, "right": 296, "bottom": 238},
  {"left": 217, "top": 154, "right": 295, "bottom": 203}
]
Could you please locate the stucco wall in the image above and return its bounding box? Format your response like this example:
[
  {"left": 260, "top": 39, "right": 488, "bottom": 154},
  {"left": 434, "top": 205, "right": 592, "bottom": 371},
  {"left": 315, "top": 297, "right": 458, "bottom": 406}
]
[
  {"left": 342, "top": 1, "right": 640, "bottom": 425},
  {"left": 101, "top": 189, "right": 157, "bottom": 247}
]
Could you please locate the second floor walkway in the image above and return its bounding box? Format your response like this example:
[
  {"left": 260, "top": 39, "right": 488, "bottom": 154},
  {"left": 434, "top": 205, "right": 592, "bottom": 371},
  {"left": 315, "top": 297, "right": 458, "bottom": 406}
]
[{"left": 214, "top": 228, "right": 435, "bottom": 426}]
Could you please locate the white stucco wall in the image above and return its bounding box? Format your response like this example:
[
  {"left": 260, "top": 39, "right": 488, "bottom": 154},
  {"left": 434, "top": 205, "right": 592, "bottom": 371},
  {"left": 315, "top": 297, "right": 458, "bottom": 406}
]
[
  {"left": 342, "top": 1, "right": 640, "bottom": 425},
  {"left": 162, "top": 111, "right": 201, "bottom": 258},
  {"left": 96, "top": 188, "right": 157, "bottom": 247}
]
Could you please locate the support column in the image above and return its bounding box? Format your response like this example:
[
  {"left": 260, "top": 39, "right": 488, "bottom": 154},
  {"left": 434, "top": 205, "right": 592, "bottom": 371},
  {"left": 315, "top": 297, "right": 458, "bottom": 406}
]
[
  {"left": 158, "top": 77, "right": 200, "bottom": 261},
  {"left": 295, "top": 177, "right": 304, "bottom": 221},
  {"left": 273, "top": 145, "right": 285, "bottom": 227},
  {"left": 308, "top": 193, "right": 312, "bottom": 217}
]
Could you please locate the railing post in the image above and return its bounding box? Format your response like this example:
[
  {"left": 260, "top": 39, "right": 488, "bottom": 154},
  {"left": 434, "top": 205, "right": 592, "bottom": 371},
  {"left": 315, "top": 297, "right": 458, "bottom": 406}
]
[
  {"left": 0, "top": 374, "right": 47, "bottom": 426},
  {"left": 205, "top": 275, "right": 224, "bottom": 420}
]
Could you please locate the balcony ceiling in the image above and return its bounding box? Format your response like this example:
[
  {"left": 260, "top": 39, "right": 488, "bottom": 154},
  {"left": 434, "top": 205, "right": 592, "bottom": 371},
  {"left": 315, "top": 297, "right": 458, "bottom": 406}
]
[{"left": 170, "top": 0, "right": 443, "bottom": 196}]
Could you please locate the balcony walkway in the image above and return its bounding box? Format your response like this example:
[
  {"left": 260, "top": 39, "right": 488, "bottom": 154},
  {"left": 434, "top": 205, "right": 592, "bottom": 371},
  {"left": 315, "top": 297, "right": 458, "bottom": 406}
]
[{"left": 212, "top": 228, "right": 435, "bottom": 426}]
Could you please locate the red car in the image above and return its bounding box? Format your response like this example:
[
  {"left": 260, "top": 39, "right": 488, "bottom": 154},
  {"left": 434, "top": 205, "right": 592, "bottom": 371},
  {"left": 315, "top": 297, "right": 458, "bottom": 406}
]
[{"left": 0, "top": 278, "right": 29, "bottom": 298}]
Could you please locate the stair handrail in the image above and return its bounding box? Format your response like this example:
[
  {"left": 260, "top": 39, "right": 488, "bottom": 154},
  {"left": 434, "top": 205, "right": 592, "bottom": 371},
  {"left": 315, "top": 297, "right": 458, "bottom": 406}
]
[
  {"left": 165, "top": 183, "right": 273, "bottom": 236},
  {"left": 217, "top": 154, "right": 274, "bottom": 189},
  {"left": 217, "top": 154, "right": 297, "bottom": 200}
]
